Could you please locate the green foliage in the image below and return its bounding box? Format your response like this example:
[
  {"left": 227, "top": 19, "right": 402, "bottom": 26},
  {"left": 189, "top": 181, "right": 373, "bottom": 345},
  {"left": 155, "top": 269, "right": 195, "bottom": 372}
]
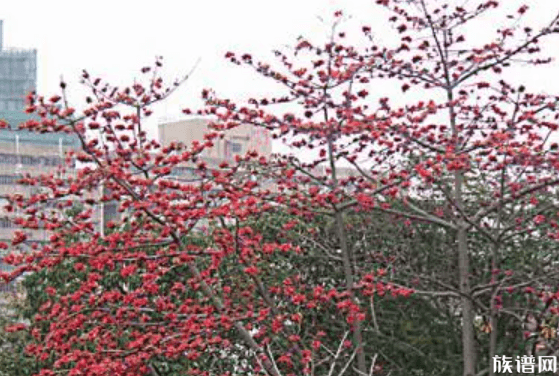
[{"left": 0, "top": 284, "right": 42, "bottom": 376}]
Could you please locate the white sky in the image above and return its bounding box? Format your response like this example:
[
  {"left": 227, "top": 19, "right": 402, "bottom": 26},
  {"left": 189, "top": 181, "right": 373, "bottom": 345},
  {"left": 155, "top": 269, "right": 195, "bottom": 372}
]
[
  {"left": 1, "top": 0, "right": 373, "bottom": 140},
  {"left": 2, "top": 0, "right": 559, "bottom": 150}
]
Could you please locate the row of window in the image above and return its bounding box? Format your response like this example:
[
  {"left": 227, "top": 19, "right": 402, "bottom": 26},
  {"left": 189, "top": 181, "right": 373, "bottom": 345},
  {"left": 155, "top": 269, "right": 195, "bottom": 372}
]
[
  {"left": 0, "top": 218, "right": 49, "bottom": 228},
  {"left": 0, "top": 174, "right": 21, "bottom": 184},
  {"left": 0, "top": 153, "right": 64, "bottom": 167},
  {"left": 0, "top": 218, "right": 14, "bottom": 228}
]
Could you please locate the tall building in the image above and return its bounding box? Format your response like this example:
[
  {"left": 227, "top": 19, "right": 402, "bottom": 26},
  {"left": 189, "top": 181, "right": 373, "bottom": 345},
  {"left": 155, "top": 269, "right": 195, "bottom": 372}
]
[
  {"left": 0, "top": 20, "right": 37, "bottom": 112},
  {"left": 0, "top": 22, "right": 80, "bottom": 290},
  {"left": 0, "top": 20, "right": 73, "bottom": 244}
]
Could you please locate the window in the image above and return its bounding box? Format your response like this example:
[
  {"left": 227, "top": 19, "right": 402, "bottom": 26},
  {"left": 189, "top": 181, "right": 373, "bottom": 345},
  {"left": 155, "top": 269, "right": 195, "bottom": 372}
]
[
  {"left": 225, "top": 141, "right": 242, "bottom": 158},
  {"left": 0, "top": 218, "right": 12, "bottom": 228},
  {"left": 230, "top": 142, "right": 242, "bottom": 153},
  {"left": 103, "top": 202, "right": 118, "bottom": 225},
  {"left": 0, "top": 153, "right": 62, "bottom": 166}
]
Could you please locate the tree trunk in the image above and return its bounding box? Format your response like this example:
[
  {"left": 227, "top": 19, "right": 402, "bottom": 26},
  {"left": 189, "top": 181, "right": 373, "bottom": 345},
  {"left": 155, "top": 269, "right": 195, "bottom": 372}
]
[{"left": 457, "top": 223, "right": 476, "bottom": 376}]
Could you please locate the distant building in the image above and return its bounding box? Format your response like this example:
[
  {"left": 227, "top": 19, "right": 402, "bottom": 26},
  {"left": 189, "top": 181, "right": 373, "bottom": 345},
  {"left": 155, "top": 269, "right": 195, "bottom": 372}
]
[
  {"left": 0, "top": 21, "right": 36, "bottom": 112},
  {"left": 0, "top": 22, "right": 82, "bottom": 289},
  {"left": 0, "top": 126, "right": 80, "bottom": 244},
  {"left": 0, "top": 20, "right": 75, "bottom": 246},
  {"left": 158, "top": 117, "right": 358, "bottom": 183},
  {"left": 158, "top": 118, "right": 272, "bottom": 163}
]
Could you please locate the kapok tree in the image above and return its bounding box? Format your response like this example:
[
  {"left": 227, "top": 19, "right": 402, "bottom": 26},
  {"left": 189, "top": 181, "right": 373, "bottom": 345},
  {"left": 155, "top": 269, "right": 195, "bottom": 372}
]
[
  {"left": 203, "top": 1, "right": 559, "bottom": 376},
  {"left": 2, "top": 1, "right": 559, "bottom": 376},
  {"left": 362, "top": 2, "right": 559, "bottom": 375},
  {"left": 0, "top": 54, "right": 408, "bottom": 376}
]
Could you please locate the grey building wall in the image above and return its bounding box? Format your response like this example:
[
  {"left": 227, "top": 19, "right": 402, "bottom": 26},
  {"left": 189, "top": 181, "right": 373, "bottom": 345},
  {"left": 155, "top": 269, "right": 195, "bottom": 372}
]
[{"left": 0, "top": 20, "right": 37, "bottom": 112}]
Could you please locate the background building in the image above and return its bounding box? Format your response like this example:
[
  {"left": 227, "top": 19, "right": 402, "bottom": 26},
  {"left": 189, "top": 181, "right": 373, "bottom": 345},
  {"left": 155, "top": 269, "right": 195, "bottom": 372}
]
[
  {"left": 0, "top": 20, "right": 36, "bottom": 112},
  {"left": 158, "top": 118, "right": 272, "bottom": 183},
  {"left": 159, "top": 118, "right": 272, "bottom": 162},
  {"left": 0, "top": 128, "right": 79, "bottom": 243},
  {"left": 0, "top": 22, "right": 80, "bottom": 290}
]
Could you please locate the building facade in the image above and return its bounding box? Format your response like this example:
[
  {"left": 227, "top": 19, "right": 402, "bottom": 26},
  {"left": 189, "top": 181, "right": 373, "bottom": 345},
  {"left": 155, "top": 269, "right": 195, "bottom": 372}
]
[
  {"left": 158, "top": 118, "right": 272, "bottom": 163},
  {"left": 0, "top": 21, "right": 63, "bottom": 246},
  {"left": 0, "top": 21, "right": 37, "bottom": 112},
  {"left": 0, "top": 125, "right": 80, "bottom": 243},
  {"left": 0, "top": 22, "right": 81, "bottom": 289}
]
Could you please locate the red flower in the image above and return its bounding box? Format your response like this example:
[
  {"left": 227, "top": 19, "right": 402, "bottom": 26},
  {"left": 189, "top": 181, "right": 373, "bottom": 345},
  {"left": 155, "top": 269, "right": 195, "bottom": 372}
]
[{"left": 244, "top": 266, "right": 259, "bottom": 276}]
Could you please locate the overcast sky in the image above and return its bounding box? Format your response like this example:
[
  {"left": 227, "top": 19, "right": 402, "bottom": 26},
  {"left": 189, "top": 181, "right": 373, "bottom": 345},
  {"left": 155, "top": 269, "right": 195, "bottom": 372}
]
[
  {"left": 2, "top": 0, "right": 374, "bottom": 140},
  {"left": 2, "top": 0, "right": 559, "bottom": 148}
]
